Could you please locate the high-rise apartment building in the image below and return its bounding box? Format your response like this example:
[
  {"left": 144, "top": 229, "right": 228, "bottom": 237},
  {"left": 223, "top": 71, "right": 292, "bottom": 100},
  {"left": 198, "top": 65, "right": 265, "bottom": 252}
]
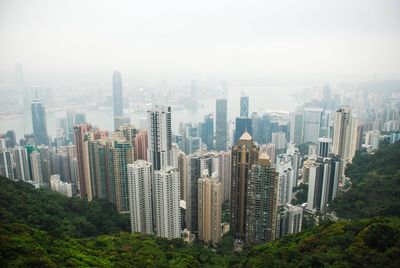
[
  {"left": 306, "top": 156, "right": 341, "bottom": 213},
  {"left": 218, "top": 151, "right": 231, "bottom": 202},
  {"left": 147, "top": 105, "right": 172, "bottom": 170},
  {"left": 12, "top": 146, "right": 30, "bottom": 181},
  {"left": 184, "top": 152, "right": 219, "bottom": 234},
  {"left": 332, "top": 107, "right": 359, "bottom": 178},
  {"left": 303, "top": 108, "right": 323, "bottom": 144},
  {"left": 0, "top": 149, "right": 14, "bottom": 180},
  {"left": 271, "top": 131, "right": 287, "bottom": 150},
  {"left": 230, "top": 131, "right": 259, "bottom": 240},
  {"left": 50, "top": 174, "right": 73, "bottom": 197},
  {"left": 245, "top": 153, "right": 279, "bottom": 247},
  {"left": 215, "top": 99, "right": 228, "bottom": 151},
  {"left": 31, "top": 97, "right": 49, "bottom": 146},
  {"left": 30, "top": 151, "right": 43, "bottom": 184},
  {"left": 198, "top": 172, "right": 222, "bottom": 244},
  {"left": 113, "top": 140, "right": 134, "bottom": 213},
  {"left": 276, "top": 153, "right": 293, "bottom": 205},
  {"left": 276, "top": 204, "right": 303, "bottom": 238},
  {"left": 88, "top": 139, "right": 115, "bottom": 201},
  {"left": 153, "top": 167, "right": 181, "bottom": 239},
  {"left": 318, "top": 137, "right": 332, "bottom": 158},
  {"left": 128, "top": 160, "right": 154, "bottom": 234},
  {"left": 290, "top": 112, "right": 303, "bottom": 145},
  {"left": 134, "top": 129, "right": 148, "bottom": 161},
  {"left": 74, "top": 124, "right": 93, "bottom": 200}
]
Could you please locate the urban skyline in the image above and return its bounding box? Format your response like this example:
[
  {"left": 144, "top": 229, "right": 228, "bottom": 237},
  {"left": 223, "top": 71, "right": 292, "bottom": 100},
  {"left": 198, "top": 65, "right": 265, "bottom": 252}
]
[{"left": 0, "top": 1, "right": 399, "bottom": 266}]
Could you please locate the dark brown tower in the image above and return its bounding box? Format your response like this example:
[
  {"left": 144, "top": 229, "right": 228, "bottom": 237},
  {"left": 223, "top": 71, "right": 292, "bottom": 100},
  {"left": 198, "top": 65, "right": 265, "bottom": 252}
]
[{"left": 230, "top": 131, "right": 259, "bottom": 241}]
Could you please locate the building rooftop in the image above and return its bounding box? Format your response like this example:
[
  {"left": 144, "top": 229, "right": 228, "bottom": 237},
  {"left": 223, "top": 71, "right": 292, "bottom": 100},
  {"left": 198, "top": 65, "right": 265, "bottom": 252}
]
[{"left": 239, "top": 131, "right": 252, "bottom": 141}]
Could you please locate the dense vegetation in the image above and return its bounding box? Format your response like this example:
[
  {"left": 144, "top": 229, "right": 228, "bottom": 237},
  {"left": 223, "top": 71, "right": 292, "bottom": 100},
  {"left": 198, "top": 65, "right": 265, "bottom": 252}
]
[
  {"left": 1, "top": 142, "right": 400, "bottom": 267},
  {"left": 0, "top": 176, "right": 129, "bottom": 238},
  {"left": 330, "top": 142, "right": 400, "bottom": 219},
  {"left": 1, "top": 214, "right": 399, "bottom": 267}
]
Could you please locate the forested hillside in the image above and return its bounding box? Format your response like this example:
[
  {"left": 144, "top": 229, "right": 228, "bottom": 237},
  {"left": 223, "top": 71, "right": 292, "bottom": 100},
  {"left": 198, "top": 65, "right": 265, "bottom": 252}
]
[
  {"left": 0, "top": 176, "right": 129, "bottom": 238},
  {"left": 330, "top": 142, "right": 400, "bottom": 219}
]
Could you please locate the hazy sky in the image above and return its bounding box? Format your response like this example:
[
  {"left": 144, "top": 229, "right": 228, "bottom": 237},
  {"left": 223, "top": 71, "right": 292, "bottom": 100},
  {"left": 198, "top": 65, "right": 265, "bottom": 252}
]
[{"left": 1, "top": 0, "right": 400, "bottom": 79}]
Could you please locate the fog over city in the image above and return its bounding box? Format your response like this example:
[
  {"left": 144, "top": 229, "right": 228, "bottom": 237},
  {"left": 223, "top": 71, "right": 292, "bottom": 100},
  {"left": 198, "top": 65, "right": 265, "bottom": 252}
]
[{"left": 1, "top": 0, "right": 400, "bottom": 81}]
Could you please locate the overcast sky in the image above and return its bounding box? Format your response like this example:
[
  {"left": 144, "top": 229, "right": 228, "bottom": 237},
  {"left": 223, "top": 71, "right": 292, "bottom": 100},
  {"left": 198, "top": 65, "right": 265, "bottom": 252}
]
[{"left": 1, "top": 0, "right": 399, "bottom": 80}]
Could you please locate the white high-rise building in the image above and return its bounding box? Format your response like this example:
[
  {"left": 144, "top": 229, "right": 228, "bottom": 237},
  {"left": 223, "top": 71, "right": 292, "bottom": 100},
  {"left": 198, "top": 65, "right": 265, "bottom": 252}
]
[
  {"left": 276, "top": 154, "right": 293, "bottom": 205},
  {"left": 12, "top": 146, "right": 30, "bottom": 181},
  {"left": 153, "top": 167, "right": 181, "bottom": 239},
  {"left": 318, "top": 137, "right": 332, "bottom": 158},
  {"left": 0, "top": 149, "right": 14, "bottom": 180},
  {"left": 198, "top": 172, "right": 222, "bottom": 244},
  {"left": 276, "top": 204, "right": 303, "bottom": 238},
  {"left": 306, "top": 157, "right": 341, "bottom": 213},
  {"left": 30, "top": 151, "right": 43, "bottom": 185},
  {"left": 147, "top": 105, "right": 172, "bottom": 171},
  {"left": 332, "top": 107, "right": 359, "bottom": 177},
  {"left": 272, "top": 131, "right": 287, "bottom": 150},
  {"left": 50, "top": 174, "right": 73, "bottom": 197},
  {"left": 128, "top": 161, "right": 154, "bottom": 234},
  {"left": 365, "top": 130, "right": 380, "bottom": 151},
  {"left": 303, "top": 108, "right": 323, "bottom": 144}
]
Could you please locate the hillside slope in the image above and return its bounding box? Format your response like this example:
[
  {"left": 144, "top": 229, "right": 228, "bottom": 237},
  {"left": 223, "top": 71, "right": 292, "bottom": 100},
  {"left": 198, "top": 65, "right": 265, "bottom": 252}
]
[
  {"left": 330, "top": 142, "right": 400, "bottom": 219},
  {"left": 0, "top": 176, "right": 129, "bottom": 238}
]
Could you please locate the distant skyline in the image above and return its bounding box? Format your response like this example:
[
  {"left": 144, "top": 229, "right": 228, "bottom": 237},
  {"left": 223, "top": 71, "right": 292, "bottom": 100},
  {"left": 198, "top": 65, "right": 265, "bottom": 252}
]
[{"left": 1, "top": 0, "right": 400, "bottom": 81}]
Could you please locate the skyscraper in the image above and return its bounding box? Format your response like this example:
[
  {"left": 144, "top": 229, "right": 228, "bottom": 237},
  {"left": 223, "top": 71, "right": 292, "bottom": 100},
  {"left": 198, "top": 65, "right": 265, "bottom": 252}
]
[
  {"left": 12, "top": 146, "right": 30, "bottom": 181},
  {"left": 74, "top": 124, "right": 93, "bottom": 200},
  {"left": 307, "top": 156, "right": 341, "bottom": 213},
  {"left": 0, "top": 149, "right": 14, "bottom": 180},
  {"left": 113, "top": 140, "right": 134, "bottom": 213},
  {"left": 252, "top": 113, "right": 272, "bottom": 144},
  {"left": 153, "top": 167, "right": 181, "bottom": 239},
  {"left": 134, "top": 130, "right": 148, "bottom": 161},
  {"left": 30, "top": 151, "right": 43, "bottom": 184},
  {"left": 276, "top": 204, "right": 303, "bottom": 238},
  {"left": 185, "top": 152, "right": 219, "bottom": 235},
  {"left": 198, "top": 172, "right": 222, "bottom": 244},
  {"left": 332, "top": 107, "right": 358, "bottom": 178},
  {"left": 128, "top": 160, "right": 153, "bottom": 234},
  {"left": 230, "top": 131, "right": 259, "bottom": 240},
  {"left": 215, "top": 99, "right": 228, "bottom": 151},
  {"left": 276, "top": 153, "right": 293, "bottom": 205},
  {"left": 113, "top": 71, "right": 123, "bottom": 117},
  {"left": 318, "top": 137, "right": 332, "bottom": 158},
  {"left": 234, "top": 117, "right": 253, "bottom": 145},
  {"left": 66, "top": 111, "right": 75, "bottom": 143},
  {"left": 31, "top": 96, "right": 49, "bottom": 146},
  {"left": 290, "top": 112, "right": 304, "bottom": 145},
  {"left": 147, "top": 105, "right": 172, "bottom": 170},
  {"left": 271, "top": 131, "right": 287, "bottom": 150},
  {"left": 218, "top": 151, "right": 231, "bottom": 202},
  {"left": 200, "top": 114, "right": 214, "bottom": 150},
  {"left": 302, "top": 108, "right": 323, "bottom": 144},
  {"left": 88, "top": 140, "right": 115, "bottom": 201},
  {"left": 240, "top": 94, "right": 249, "bottom": 117},
  {"left": 245, "top": 153, "right": 279, "bottom": 247}
]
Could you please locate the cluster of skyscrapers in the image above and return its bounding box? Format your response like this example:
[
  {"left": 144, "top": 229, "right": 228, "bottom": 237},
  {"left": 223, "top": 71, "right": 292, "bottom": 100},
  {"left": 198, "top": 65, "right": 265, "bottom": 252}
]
[{"left": 2, "top": 79, "right": 400, "bottom": 248}]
